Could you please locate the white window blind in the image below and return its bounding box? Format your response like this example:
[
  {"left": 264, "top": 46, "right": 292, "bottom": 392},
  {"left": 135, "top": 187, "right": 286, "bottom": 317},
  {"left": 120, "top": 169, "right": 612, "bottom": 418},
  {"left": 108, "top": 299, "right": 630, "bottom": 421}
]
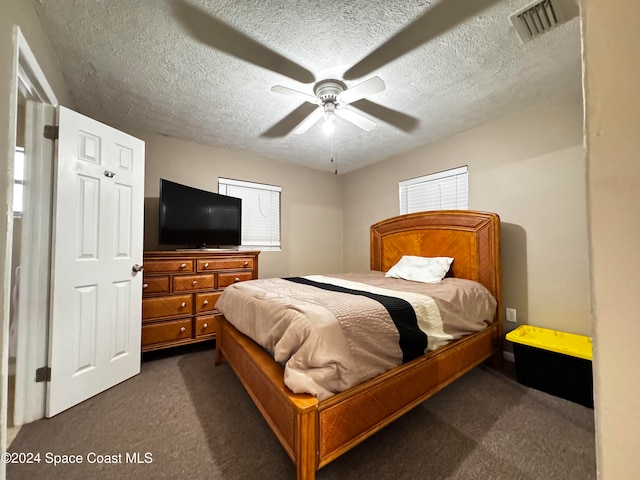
[
  {"left": 399, "top": 166, "right": 468, "bottom": 214},
  {"left": 218, "top": 178, "right": 281, "bottom": 249}
]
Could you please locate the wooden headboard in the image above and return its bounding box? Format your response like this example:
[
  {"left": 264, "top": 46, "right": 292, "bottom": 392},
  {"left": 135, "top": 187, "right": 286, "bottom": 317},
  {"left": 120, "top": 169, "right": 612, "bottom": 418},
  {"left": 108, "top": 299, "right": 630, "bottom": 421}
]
[{"left": 370, "top": 210, "right": 502, "bottom": 319}]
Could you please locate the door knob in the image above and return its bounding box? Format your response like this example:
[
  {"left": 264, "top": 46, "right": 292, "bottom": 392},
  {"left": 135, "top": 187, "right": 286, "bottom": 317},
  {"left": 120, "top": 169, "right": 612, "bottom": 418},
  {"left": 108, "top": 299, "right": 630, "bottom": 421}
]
[{"left": 132, "top": 264, "right": 144, "bottom": 273}]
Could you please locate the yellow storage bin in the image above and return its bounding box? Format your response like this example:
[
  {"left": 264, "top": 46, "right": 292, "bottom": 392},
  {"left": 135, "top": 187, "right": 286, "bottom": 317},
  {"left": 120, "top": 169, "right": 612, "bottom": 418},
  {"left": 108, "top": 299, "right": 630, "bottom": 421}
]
[
  {"left": 506, "top": 325, "right": 593, "bottom": 407},
  {"left": 506, "top": 325, "right": 592, "bottom": 360}
]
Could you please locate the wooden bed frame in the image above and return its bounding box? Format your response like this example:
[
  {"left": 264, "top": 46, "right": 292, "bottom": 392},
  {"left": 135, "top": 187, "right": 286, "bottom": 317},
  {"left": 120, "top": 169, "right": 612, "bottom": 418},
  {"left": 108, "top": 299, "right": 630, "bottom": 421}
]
[{"left": 215, "top": 210, "right": 502, "bottom": 480}]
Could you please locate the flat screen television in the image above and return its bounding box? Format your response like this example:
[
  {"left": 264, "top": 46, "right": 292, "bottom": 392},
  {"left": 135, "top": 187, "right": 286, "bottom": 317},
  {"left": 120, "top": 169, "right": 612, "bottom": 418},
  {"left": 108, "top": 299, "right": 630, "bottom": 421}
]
[{"left": 158, "top": 178, "right": 242, "bottom": 248}]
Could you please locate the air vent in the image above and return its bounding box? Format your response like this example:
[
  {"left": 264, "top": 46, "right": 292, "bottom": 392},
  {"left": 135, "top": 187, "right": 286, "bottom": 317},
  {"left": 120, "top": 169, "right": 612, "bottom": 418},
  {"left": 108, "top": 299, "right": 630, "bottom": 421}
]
[{"left": 510, "top": 0, "right": 579, "bottom": 43}]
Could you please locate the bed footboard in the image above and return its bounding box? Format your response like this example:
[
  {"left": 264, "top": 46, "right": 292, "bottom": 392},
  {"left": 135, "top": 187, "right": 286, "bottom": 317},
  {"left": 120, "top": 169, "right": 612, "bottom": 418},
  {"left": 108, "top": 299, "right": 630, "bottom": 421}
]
[
  {"left": 216, "top": 315, "right": 500, "bottom": 480},
  {"left": 316, "top": 322, "right": 499, "bottom": 465}
]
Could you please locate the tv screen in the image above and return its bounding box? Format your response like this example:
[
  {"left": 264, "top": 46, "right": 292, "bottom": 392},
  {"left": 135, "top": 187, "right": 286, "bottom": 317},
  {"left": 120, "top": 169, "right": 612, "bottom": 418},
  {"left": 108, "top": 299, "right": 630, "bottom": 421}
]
[{"left": 158, "top": 178, "right": 242, "bottom": 248}]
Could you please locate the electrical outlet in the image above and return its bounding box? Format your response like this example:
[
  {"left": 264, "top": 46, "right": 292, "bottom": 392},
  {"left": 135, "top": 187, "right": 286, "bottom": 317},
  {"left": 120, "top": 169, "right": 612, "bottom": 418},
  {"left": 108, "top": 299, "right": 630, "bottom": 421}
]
[{"left": 505, "top": 308, "right": 517, "bottom": 323}]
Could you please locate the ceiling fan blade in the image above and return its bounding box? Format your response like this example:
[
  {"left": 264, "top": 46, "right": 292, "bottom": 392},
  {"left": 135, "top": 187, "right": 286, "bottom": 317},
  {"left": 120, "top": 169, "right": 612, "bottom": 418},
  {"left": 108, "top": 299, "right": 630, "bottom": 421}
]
[
  {"left": 344, "top": 0, "right": 500, "bottom": 80},
  {"left": 293, "top": 107, "right": 324, "bottom": 134},
  {"left": 172, "top": 0, "right": 314, "bottom": 84},
  {"left": 339, "top": 76, "right": 386, "bottom": 105},
  {"left": 261, "top": 103, "right": 320, "bottom": 138},
  {"left": 350, "top": 99, "right": 419, "bottom": 133},
  {"left": 336, "top": 107, "right": 377, "bottom": 132},
  {"left": 271, "top": 85, "right": 319, "bottom": 105}
]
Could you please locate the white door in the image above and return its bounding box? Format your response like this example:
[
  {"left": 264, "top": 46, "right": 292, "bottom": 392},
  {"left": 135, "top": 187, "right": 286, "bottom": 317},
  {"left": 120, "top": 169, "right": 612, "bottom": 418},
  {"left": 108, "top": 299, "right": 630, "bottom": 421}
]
[{"left": 47, "top": 106, "right": 145, "bottom": 416}]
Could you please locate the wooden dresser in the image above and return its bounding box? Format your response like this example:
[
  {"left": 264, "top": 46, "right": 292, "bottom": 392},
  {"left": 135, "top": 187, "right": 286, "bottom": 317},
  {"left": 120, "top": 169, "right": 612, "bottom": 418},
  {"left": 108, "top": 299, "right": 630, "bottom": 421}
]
[{"left": 141, "top": 250, "right": 259, "bottom": 352}]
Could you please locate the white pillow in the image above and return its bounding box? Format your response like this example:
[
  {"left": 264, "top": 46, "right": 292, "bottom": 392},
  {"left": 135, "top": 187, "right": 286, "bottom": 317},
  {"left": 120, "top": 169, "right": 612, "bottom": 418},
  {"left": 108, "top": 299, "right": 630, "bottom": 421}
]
[{"left": 385, "top": 255, "right": 454, "bottom": 284}]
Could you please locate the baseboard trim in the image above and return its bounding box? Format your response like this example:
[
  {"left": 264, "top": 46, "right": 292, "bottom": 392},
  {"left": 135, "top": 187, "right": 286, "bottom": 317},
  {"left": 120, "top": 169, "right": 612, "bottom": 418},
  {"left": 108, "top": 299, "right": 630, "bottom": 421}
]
[{"left": 503, "top": 351, "right": 515, "bottom": 363}]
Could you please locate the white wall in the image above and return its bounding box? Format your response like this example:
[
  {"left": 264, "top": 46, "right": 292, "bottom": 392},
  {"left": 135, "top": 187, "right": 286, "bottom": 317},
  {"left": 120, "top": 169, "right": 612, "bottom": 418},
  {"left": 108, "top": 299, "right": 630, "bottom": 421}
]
[{"left": 583, "top": 0, "right": 640, "bottom": 476}]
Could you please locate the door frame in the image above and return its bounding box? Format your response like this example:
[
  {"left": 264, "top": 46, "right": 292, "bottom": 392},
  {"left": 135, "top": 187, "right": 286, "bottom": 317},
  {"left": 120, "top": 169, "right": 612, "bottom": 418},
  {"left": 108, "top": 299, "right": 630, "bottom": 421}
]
[{"left": 2, "top": 27, "right": 58, "bottom": 440}]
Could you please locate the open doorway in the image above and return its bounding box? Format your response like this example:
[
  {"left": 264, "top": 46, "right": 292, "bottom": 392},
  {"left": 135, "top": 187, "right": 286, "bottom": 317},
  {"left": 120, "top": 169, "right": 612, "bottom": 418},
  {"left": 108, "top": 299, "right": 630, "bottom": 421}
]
[{"left": 4, "top": 30, "right": 59, "bottom": 446}]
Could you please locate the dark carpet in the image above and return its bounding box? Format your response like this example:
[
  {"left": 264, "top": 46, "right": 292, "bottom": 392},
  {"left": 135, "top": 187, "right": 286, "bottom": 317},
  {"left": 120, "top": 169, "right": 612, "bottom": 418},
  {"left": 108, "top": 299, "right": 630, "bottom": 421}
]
[{"left": 8, "top": 343, "right": 596, "bottom": 479}]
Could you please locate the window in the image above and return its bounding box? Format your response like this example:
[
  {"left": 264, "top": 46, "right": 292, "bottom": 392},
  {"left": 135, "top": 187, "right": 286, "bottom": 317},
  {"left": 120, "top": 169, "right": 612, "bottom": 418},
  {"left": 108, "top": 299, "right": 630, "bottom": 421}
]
[
  {"left": 399, "top": 165, "right": 468, "bottom": 214},
  {"left": 218, "top": 178, "right": 281, "bottom": 250},
  {"left": 14, "top": 147, "right": 25, "bottom": 217}
]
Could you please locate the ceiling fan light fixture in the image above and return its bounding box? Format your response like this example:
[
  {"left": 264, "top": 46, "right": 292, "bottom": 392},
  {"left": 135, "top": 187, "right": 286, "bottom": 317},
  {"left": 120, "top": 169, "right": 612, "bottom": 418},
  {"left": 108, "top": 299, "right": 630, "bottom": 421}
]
[
  {"left": 322, "top": 118, "right": 335, "bottom": 135},
  {"left": 323, "top": 101, "right": 336, "bottom": 118},
  {"left": 322, "top": 102, "right": 336, "bottom": 135}
]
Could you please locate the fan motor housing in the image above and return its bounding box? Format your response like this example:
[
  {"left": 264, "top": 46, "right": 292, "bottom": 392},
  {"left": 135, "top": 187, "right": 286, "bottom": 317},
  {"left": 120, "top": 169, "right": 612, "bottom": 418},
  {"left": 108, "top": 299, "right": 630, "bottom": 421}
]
[{"left": 314, "top": 79, "right": 346, "bottom": 104}]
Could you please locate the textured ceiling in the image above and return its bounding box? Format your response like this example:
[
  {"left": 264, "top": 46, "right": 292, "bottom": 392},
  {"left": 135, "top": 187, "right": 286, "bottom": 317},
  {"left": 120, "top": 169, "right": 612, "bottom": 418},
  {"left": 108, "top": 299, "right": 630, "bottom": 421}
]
[{"left": 31, "top": 0, "right": 582, "bottom": 174}]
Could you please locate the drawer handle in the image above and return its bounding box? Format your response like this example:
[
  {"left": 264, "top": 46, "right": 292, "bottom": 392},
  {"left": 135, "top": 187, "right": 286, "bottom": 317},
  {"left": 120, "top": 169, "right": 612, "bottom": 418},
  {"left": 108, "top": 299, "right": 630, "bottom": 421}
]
[
  {"left": 180, "top": 326, "right": 186, "bottom": 332},
  {"left": 204, "top": 262, "right": 209, "bottom": 268},
  {"left": 234, "top": 277, "right": 240, "bottom": 283},
  {"left": 203, "top": 300, "right": 209, "bottom": 306},
  {"left": 192, "top": 280, "right": 198, "bottom": 286},
  {"left": 142, "top": 283, "right": 148, "bottom": 289},
  {"left": 244, "top": 261, "right": 249, "bottom": 267},
  {"left": 180, "top": 302, "right": 187, "bottom": 308},
  {"left": 203, "top": 323, "right": 209, "bottom": 329},
  {"left": 180, "top": 263, "right": 187, "bottom": 269}
]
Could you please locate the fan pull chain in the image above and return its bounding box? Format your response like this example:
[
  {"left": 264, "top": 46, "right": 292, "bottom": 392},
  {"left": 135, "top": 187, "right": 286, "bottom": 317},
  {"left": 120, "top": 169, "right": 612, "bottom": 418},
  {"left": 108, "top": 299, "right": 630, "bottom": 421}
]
[{"left": 330, "top": 128, "right": 338, "bottom": 175}]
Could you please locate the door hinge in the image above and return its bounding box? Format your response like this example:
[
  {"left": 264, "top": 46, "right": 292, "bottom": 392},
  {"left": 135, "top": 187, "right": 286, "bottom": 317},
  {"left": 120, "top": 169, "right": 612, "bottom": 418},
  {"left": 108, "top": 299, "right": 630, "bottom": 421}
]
[
  {"left": 43, "top": 125, "right": 59, "bottom": 140},
  {"left": 35, "top": 366, "right": 51, "bottom": 382}
]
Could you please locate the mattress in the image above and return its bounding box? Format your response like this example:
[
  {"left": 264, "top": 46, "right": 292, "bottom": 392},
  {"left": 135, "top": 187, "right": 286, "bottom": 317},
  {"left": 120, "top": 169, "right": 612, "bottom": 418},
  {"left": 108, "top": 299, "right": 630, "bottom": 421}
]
[{"left": 216, "top": 271, "right": 497, "bottom": 400}]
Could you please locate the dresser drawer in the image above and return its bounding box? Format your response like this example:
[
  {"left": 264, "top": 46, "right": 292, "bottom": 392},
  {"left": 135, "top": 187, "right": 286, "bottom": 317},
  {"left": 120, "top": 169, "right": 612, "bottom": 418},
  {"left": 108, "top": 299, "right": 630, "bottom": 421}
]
[
  {"left": 142, "top": 275, "right": 170, "bottom": 295},
  {"left": 143, "top": 259, "right": 194, "bottom": 274},
  {"left": 218, "top": 271, "right": 254, "bottom": 288},
  {"left": 197, "top": 257, "right": 254, "bottom": 272},
  {"left": 173, "top": 274, "right": 215, "bottom": 292},
  {"left": 142, "top": 294, "right": 192, "bottom": 320},
  {"left": 142, "top": 318, "right": 192, "bottom": 347},
  {"left": 195, "top": 315, "right": 217, "bottom": 338},
  {"left": 142, "top": 250, "right": 258, "bottom": 352},
  {"left": 195, "top": 292, "right": 221, "bottom": 313}
]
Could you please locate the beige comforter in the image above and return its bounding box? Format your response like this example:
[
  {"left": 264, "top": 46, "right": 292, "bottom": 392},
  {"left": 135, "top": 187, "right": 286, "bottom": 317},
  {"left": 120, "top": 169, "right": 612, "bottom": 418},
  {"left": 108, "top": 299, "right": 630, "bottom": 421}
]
[{"left": 216, "top": 271, "right": 496, "bottom": 400}]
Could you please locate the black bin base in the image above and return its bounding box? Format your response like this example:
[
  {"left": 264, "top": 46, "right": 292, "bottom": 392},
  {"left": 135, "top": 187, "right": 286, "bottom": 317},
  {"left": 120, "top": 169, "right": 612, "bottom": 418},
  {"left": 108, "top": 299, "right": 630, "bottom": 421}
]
[{"left": 513, "top": 343, "right": 593, "bottom": 408}]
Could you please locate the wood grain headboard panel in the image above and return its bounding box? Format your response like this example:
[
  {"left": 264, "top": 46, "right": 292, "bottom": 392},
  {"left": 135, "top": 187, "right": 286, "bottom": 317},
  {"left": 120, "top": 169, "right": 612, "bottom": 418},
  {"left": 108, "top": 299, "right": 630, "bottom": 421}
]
[{"left": 370, "top": 210, "right": 501, "bottom": 310}]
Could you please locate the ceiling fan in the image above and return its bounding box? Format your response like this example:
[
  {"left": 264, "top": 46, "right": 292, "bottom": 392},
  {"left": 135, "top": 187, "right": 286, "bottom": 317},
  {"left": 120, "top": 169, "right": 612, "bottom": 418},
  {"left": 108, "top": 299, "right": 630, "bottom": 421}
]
[
  {"left": 270, "top": 76, "right": 385, "bottom": 135},
  {"left": 172, "top": 0, "right": 501, "bottom": 138}
]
